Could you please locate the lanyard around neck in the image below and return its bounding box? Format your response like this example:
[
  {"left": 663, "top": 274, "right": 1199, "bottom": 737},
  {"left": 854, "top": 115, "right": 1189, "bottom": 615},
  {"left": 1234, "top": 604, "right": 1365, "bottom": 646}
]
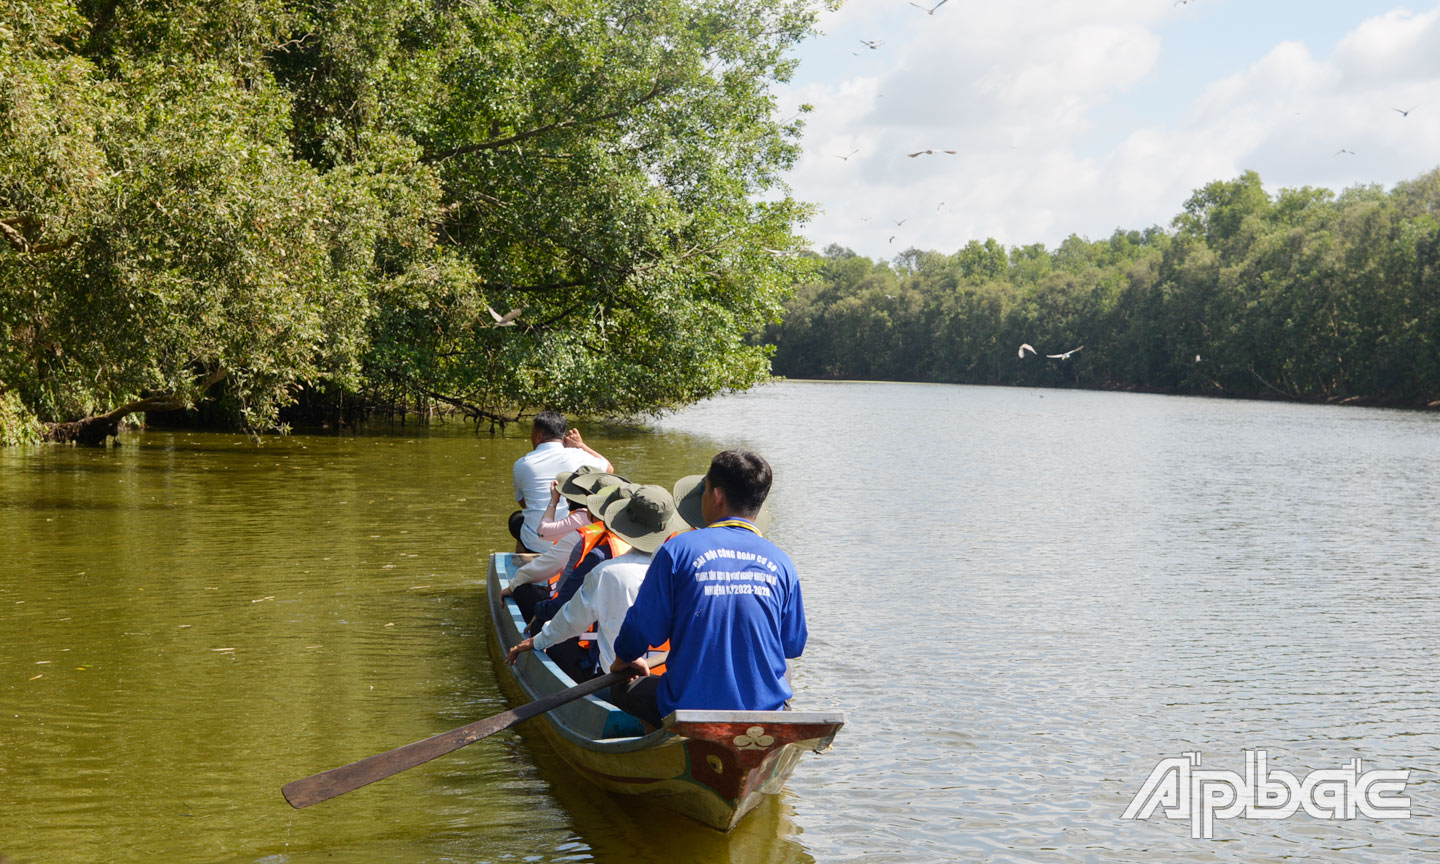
[{"left": 708, "top": 518, "right": 761, "bottom": 536}]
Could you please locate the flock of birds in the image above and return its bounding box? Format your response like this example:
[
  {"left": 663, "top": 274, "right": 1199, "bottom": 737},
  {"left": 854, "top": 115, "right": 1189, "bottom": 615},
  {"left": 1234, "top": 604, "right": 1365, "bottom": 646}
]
[
  {"left": 1335, "top": 107, "right": 1419, "bottom": 156},
  {"left": 827, "top": 0, "right": 1424, "bottom": 248}
]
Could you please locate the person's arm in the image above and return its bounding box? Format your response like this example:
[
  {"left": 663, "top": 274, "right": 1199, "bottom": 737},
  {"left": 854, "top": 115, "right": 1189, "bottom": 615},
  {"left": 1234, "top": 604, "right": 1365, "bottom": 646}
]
[
  {"left": 538, "top": 480, "right": 561, "bottom": 527},
  {"left": 613, "top": 547, "right": 675, "bottom": 666},
  {"left": 528, "top": 545, "right": 604, "bottom": 625},
  {"left": 531, "top": 565, "right": 605, "bottom": 652},
  {"left": 781, "top": 574, "right": 808, "bottom": 659},
  {"left": 538, "top": 507, "right": 588, "bottom": 542},
  {"left": 563, "top": 428, "right": 613, "bottom": 473},
  {"left": 505, "top": 537, "right": 581, "bottom": 594}
]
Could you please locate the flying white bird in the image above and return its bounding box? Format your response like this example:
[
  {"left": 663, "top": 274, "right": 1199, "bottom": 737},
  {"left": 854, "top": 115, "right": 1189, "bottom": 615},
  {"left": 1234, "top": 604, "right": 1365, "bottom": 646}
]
[
  {"left": 833, "top": 149, "right": 860, "bottom": 161},
  {"left": 908, "top": 149, "right": 957, "bottom": 158},
  {"left": 859, "top": 39, "right": 885, "bottom": 49},
  {"left": 487, "top": 305, "right": 523, "bottom": 326},
  {"left": 909, "top": 0, "right": 949, "bottom": 14},
  {"left": 1046, "top": 345, "right": 1084, "bottom": 360},
  {"left": 1018, "top": 343, "right": 1037, "bottom": 358}
]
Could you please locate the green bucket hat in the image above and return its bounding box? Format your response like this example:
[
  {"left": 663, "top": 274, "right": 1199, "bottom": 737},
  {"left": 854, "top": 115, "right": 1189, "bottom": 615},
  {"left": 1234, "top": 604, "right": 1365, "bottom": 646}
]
[
  {"left": 557, "top": 468, "right": 628, "bottom": 506},
  {"left": 672, "top": 474, "right": 771, "bottom": 533},
  {"left": 553, "top": 465, "right": 603, "bottom": 503},
  {"left": 584, "top": 482, "right": 635, "bottom": 519},
  {"left": 599, "top": 484, "right": 687, "bottom": 553}
]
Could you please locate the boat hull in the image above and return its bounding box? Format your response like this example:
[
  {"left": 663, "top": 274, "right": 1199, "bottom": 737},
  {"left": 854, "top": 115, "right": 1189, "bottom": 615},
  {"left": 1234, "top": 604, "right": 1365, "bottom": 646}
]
[{"left": 486, "top": 552, "right": 843, "bottom": 831}]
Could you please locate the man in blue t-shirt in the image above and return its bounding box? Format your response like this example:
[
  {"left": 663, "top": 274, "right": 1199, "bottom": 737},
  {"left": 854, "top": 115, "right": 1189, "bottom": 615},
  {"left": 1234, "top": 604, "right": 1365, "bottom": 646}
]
[{"left": 609, "top": 450, "right": 806, "bottom": 728}]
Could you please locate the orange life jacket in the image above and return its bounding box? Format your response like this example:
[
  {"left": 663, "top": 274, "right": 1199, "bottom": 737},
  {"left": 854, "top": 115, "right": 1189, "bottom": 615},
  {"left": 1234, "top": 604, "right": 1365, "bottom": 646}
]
[{"left": 549, "top": 522, "right": 631, "bottom": 598}]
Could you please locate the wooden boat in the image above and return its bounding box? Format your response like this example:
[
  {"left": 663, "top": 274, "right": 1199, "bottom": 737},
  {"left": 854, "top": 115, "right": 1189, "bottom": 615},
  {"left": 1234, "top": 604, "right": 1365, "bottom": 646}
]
[{"left": 486, "top": 552, "right": 844, "bottom": 832}]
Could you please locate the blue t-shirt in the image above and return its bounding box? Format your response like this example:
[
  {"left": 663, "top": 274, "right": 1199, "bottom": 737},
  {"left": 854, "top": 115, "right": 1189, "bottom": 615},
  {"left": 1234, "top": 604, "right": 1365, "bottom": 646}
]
[{"left": 613, "top": 521, "right": 807, "bottom": 717}]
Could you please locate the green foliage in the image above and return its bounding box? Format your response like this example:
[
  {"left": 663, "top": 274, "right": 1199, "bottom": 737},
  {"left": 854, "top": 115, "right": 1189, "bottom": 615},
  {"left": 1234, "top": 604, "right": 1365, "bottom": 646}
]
[
  {"left": 1, "top": 0, "right": 820, "bottom": 443},
  {"left": 0, "top": 389, "right": 42, "bottom": 445},
  {"left": 771, "top": 169, "right": 1440, "bottom": 407}
]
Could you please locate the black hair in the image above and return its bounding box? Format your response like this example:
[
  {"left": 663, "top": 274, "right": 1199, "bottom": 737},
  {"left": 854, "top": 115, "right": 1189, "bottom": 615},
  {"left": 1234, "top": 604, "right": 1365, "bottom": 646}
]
[
  {"left": 706, "top": 449, "right": 772, "bottom": 517},
  {"left": 532, "top": 410, "right": 567, "bottom": 441}
]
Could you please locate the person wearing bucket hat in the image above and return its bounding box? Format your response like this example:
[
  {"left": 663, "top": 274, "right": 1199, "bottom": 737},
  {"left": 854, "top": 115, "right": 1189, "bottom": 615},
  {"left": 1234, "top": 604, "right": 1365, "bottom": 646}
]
[
  {"left": 671, "top": 473, "right": 771, "bottom": 533},
  {"left": 505, "top": 479, "right": 632, "bottom": 625},
  {"left": 506, "top": 485, "right": 686, "bottom": 678},
  {"left": 536, "top": 468, "right": 629, "bottom": 544},
  {"left": 609, "top": 450, "right": 806, "bottom": 728},
  {"left": 509, "top": 411, "right": 613, "bottom": 553},
  {"left": 527, "top": 482, "right": 635, "bottom": 633}
]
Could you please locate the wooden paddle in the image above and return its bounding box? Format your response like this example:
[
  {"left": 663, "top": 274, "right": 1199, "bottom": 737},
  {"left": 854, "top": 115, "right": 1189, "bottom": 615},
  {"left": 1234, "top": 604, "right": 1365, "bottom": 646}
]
[{"left": 282, "top": 669, "right": 630, "bottom": 808}]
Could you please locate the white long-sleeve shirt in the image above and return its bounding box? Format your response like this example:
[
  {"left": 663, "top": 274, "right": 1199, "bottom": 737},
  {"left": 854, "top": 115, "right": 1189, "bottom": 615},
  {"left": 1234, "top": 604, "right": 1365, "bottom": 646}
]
[
  {"left": 508, "top": 532, "right": 583, "bottom": 591},
  {"left": 532, "top": 549, "right": 653, "bottom": 672}
]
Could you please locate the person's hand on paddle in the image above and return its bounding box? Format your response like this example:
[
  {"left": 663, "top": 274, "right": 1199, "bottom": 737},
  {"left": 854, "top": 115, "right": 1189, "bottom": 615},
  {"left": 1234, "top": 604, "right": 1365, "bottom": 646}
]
[
  {"left": 609, "top": 656, "right": 650, "bottom": 678},
  {"left": 500, "top": 585, "right": 513, "bottom": 599},
  {"left": 506, "top": 637, "right": 535, "bottom": 665}
]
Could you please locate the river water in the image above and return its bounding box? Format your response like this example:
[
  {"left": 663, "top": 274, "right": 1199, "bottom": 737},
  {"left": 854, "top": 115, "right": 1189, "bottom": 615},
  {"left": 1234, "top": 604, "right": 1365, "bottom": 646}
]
[{"left": 2, "top": 381, "right": 1437, "bottom": 863}]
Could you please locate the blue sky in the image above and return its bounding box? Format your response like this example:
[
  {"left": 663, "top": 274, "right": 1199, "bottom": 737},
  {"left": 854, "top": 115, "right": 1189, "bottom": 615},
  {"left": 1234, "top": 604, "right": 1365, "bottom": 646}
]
[{"left": 778, "top": 1, "right": 1440, "bottom": 257}]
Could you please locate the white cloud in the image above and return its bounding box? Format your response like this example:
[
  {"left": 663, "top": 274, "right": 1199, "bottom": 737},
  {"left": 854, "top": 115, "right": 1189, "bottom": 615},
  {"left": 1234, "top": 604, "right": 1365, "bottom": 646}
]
[{"left": 779, "top": 2, "right": 1440, "bottom": 259}]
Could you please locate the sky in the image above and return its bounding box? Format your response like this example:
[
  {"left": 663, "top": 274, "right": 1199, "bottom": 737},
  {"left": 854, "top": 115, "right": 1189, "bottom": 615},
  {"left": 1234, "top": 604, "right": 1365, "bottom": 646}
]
[{"left": 776, "top": 0, "right": 1440, "bottom": 258}]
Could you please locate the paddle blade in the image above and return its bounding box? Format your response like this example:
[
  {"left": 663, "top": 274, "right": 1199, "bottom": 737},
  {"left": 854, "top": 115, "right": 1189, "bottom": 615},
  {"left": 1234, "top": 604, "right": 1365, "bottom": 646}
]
[{"left": 282, "top": 670, "right": 627, "bottom": 808}]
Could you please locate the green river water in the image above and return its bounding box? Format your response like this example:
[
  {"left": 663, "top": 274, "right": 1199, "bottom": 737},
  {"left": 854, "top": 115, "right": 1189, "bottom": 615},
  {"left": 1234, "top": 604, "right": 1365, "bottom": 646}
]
[{"left": 4, "top": 381, "right": 1438, "bottom": 863}]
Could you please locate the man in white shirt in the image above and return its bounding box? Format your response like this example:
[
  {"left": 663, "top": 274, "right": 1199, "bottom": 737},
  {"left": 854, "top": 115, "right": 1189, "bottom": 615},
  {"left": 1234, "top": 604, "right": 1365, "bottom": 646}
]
[
  {"left": 510, "top": 411, "right": 612, "bottom": 552},
  {"left": 505, "top": 484, "right": 686, "bottom": 680}
]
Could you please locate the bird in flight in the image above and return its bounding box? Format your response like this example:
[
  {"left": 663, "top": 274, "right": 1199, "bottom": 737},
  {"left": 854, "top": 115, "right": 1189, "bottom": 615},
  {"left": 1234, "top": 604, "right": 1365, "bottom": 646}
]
[
  {"left": 889, "top": 235, "right": 897, "bottom": 244},
  {"left": 1336, "top": 148, "right": 1357, "bottom": 156},
  {"left": 1047, "top": 346, "right": 1084, "bottom": 360},
  {"left": 1394, "top": 105, "right": 1417, "bottom": 117},
  {"left": 909, "top": 0, "right": 949, "bottom": 14},
  {"left": 833, "top": 149, "right": 860, "bottom": 161},
  {"left": 908, "top": 149, "right": 958, "bottom": 158},
  {"left": 487, "top": 305, "right": 523, "bottom": 327},
  {"left": 859, "top": 39, "right": 885, "bottom": 50},
  {"left": 1018, "top": 343, "right": 1037, "bottom": 359},
  {"left": 892, "top": 218, "right": 907, "bottom": 227}
]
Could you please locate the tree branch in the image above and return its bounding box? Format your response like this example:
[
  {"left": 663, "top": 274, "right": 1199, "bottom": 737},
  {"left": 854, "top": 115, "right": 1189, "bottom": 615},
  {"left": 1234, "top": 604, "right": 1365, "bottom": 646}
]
[
  {"left": 487, "top": 278, "right": 591, "bottom": 294},
  {"left": 0, "top": 219, "right": 30, "bottom": 253},
  {"left": 43, "top": 367, "right": 228, "bottom": 445},
  {"left": 1, "top": 217, "right": 78, "bottom": 255},
  {"left": 415, "top": 387, "right": 521, "bottom": 427},
  {"left": 421, "top": 80, "right": 670, "bottom": 163},
  {"left": 1248, "top": 363, "right": 1296, "bottom": 399}
]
